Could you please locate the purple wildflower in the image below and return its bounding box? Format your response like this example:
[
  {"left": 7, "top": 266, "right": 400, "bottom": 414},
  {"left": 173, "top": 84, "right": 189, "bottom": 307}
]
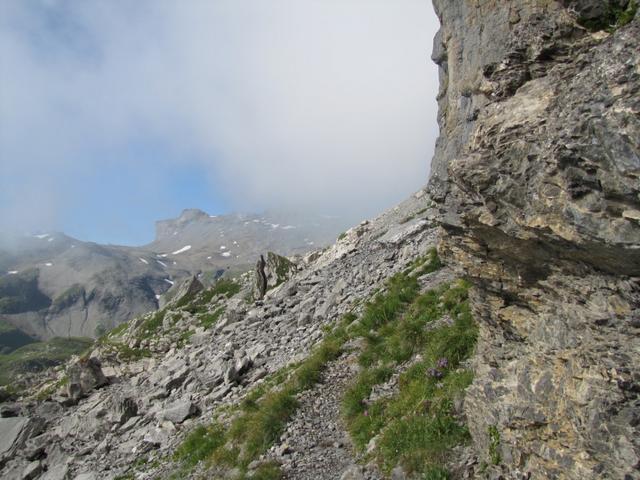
[
  {"left": 427, "top": 368, "right": 443, "bottom": 379},
  {"left": 437, "top": 357, "right": 449, "bottom": 369}
]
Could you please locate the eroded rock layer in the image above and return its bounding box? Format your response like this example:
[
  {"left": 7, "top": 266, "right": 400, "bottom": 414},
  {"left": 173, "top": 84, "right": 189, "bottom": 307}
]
[{"left": 430, "top": 1, "right": 639, "bottom": 478}]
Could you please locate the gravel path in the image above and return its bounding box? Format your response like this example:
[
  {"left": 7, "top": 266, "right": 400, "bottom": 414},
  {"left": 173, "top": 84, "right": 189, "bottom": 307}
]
[{"left": 265, "top": 345, "right": 379, "bottom": 480}]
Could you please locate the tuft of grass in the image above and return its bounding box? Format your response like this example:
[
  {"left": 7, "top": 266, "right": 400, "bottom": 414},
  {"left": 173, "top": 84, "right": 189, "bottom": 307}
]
[
  {"left": 229, "top": 388, "right": 299, "bottom": 464},
  {"left": 488, "top": 425, "right": 501, "bottom": 465},
  {"left": 106, "top": 322, "right": 128, "bottom": 338},
  {"left": 211, "top": 279, "right": 241, "bottom": 299},
  {"left": 338, "top": 232, "right": 347, "bottom": 241},
  {"left": 342, "top": 272, "right": 477, "bottom": 477},
  {"left": 424, "top": 466, "right": 451, "bottom": 480},
  {"left": 137, "top": 309, "right": 167, "bottom": 340},
  {"left": 200, "top": 307, "right": 225, "bottom": 330},
  {"left": 174, "top": 423, "right": 227, "bottom": 468},
  {"left": 35, "top": 374, "right": 69, "bottom": 401}
]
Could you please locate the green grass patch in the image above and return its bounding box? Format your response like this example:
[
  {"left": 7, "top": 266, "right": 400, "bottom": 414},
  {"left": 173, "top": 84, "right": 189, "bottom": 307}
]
[
  {"left": 342, "top": 270, "right": 477, "bottom": 477},
  {"left": 107, "top": 321, "right": 129, "bottom": 338},
  {"left": 210, "top": 279, "right": 241, "bottom": 299},
  {"left": 200, "top": 307, "right": 225, "bottom": 329},
  {"left": 137, "top": 308, "right": 167, "bottom": 340},
  {"left": 94, "top": 321, "right": 150, "bottom": 362},
  {"left": 251, "top": 462, "right": 284, "bottom": 480},
  {"left": 0, "top": 337, "right": 94, "bottom": 386},
  {"left": 177, "top": 279, "right": 241, "bottom": 315},
  {"left": 174, "top": 423, "right": 227, "bottom": 468},
  {"left": 488, "top": 425, "right": 501, "bottom": 465}
]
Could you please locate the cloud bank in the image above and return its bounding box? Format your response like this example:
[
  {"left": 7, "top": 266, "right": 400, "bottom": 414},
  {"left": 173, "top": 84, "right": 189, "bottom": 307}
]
[{"left": 0, "top": 0, "right": 440, "bottom": 243}]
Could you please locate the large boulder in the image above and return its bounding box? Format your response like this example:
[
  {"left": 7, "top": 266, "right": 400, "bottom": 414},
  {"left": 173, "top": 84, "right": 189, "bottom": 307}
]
[
  {"left": 0, "top": 417, "right": 45, "bottom": 462},
  {"left": 66, "top": 357, "right": 109, "bottom": 403}
]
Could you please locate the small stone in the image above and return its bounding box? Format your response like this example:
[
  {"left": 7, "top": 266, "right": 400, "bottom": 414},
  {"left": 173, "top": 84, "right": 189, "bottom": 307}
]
[
  {"left": 159, "top": 400, "right": 200, "bottom": 424},
  {"left": 340, "top": 464, "right": 364, "bottom": 480},
  {"left": 391, "top": 465, "right": 407, "bottom": 480}
]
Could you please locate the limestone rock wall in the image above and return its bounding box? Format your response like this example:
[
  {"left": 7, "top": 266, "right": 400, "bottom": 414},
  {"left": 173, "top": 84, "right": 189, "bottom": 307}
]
[{"left": 429, "top": 1, "right": 639, "bottom": 478}]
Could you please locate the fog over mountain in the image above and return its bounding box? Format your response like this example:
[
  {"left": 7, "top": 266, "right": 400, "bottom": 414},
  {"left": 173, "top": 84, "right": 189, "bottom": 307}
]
[{"left": 0, "top": 0, "right": 440, "bottom": 245}]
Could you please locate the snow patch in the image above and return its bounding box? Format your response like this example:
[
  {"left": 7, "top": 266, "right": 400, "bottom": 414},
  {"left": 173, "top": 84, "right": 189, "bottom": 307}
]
[
  {"left": 45, "top": 262, "right": 53, "bottom": 267},
  {"left": 282, "top": 225, "right": 296, "bottom": 230},
  {"left": 7, "top": 270, "right": 18, "bottom": 275},
  {"left": 220, "top": 245, "right": 227, "bottom": 250},
  {"left": 207, "top": 256, "right": 212, "bottom": 260},
  {"left": 34, "top": 233, "right": 50, "bottom": 239},
  {"left": 139, "top": 258, "right": 149, "bottom": 265},
  {"left": 221, "top": 252, "right": 231, "bottom": 258},
  {"left": 172, "top": 245, "right": 191, "bottom": 255},
  {"left": 157, "top": 260, "right": 167, "bottom": 268},
  {"left": 164, "top": 279, "right": 174, "bottom": 286},
  {"left": 48, "top": 238, "right": 54, "bottom": 242},
  {"left": 155, "top": 294, "right": 161, "bottom": 300}
]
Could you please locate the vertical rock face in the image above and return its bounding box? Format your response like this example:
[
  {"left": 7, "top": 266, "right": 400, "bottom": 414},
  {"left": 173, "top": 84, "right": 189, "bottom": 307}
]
[{"left": 429, "top": 1, "right": 639, "bottom": 478}]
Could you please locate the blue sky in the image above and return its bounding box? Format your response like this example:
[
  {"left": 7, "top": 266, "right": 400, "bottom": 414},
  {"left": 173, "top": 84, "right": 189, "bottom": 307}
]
[
  {"left": 0, "top": 0, "right": 440, "bottom": 246},
  {"left": 62, "top": 139, "right": 229, "bottom": 245}
]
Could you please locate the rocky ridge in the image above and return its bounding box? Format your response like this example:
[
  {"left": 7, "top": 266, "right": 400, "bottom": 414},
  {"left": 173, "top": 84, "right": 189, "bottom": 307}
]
[{"left": 430, "top": 1, "right": 639, "bottom": 478}]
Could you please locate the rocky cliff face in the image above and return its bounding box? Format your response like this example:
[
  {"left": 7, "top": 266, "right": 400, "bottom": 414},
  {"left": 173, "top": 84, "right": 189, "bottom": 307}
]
[{"left": 429, "top": 1, "right": 639, "bottom": 478}]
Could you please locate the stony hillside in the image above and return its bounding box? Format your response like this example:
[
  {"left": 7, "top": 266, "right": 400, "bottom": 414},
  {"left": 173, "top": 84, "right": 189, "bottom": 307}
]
[
  {"left": 0, "top": 190, "right": 464, "bottom": 479},
  {"left": 0, "top": 210, "right": 347, "bottom": 343}
]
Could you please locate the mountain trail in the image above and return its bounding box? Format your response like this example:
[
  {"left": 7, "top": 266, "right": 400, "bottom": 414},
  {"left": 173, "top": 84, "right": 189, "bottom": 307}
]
[{"left": 266, "top": 349, "right": 377, "bottom": 480}]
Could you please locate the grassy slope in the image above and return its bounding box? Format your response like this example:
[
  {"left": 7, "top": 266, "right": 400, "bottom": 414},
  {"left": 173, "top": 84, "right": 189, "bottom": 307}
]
[
  {"left": 164, "top": 249, "right": 475, "bottom": 480},
  {"left": 0, "top": 336, "right": 94, "bottom": 386}
]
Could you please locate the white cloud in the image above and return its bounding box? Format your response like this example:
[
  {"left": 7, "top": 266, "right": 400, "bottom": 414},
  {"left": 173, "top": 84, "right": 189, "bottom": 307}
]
[{"left": 0, "top": 0, "right": 440, "bottom": 236}]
